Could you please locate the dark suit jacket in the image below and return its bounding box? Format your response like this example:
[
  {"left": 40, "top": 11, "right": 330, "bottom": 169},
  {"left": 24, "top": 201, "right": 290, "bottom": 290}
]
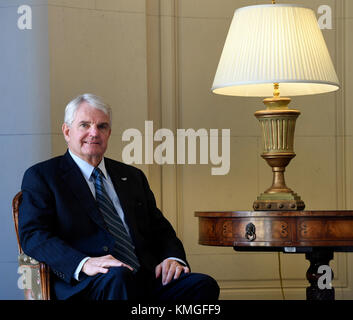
[{"left": 19, "top": 151, "right": 188, "bottom": 299}]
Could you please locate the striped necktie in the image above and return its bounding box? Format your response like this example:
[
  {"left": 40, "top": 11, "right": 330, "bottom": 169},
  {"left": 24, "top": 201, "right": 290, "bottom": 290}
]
[{"left": 91, "top": 167, "right": 140, "bottom": 271}]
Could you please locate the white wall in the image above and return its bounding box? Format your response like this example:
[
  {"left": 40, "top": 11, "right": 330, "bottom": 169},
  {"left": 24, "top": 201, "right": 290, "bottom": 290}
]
[{"left": 0, "top": 0, "right": 51, "bottom": 299}]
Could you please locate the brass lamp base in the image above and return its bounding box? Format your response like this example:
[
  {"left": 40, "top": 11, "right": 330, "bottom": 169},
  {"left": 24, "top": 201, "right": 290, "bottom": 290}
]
[
  {"left": 253, "top": 195, "right": 305, "bottom": 211},
  {"left": 253, "top": 94, "right": 305, "bottom": 211}
]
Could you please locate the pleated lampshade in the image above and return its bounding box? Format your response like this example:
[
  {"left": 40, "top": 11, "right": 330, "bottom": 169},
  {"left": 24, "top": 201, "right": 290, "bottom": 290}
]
[{"left": 212, "top": 4, "right": 340, "bottom": 97}]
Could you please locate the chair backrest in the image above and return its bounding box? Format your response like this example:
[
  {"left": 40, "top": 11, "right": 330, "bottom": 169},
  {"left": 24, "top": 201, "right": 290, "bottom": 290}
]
[
  {"left": 12, "top": 192, "right": 23, "bottom": 254},
  {"left": 12, "top": 191, "right": 51, "bottom": 300}
]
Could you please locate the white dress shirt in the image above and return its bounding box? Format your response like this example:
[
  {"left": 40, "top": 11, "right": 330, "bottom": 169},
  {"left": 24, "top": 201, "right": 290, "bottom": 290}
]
[
  {"left": 69, "top": 150, "right": 185, "bottom": 280},
  {"left": 69, "top": 150, "right": 130, "bottom": 232}
]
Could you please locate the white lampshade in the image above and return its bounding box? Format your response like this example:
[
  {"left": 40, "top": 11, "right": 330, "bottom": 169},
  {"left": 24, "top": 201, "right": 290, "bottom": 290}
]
[{"left": 212, "top": 4, "right": 340, "bottom": 97}]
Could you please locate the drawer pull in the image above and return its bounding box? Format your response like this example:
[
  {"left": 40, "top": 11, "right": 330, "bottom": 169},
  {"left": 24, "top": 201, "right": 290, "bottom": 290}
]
[{"left": 245, "top": 223, "right": 256, "bottom": 241}]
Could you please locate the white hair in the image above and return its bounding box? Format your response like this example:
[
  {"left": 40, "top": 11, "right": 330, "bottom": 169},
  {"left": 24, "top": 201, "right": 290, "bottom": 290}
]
[{"left": 64, "top": 93, "right": 112, "bottom": 126}]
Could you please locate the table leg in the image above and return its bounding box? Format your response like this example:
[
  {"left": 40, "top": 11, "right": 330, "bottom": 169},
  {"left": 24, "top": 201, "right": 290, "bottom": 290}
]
[{"left": 305, "top": 249, "right": 334, "bottom": 300}]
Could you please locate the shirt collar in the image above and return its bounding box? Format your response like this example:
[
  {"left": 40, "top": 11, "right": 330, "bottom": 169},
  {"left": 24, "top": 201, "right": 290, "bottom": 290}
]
[{"left": 68, "top": 149, "right": 108, "bottom": 181}]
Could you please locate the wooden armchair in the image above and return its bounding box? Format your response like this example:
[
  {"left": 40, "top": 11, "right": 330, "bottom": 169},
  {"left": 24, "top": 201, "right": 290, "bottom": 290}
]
[{"left": 12, "top": 191, "right": 51, "bottom": 300}]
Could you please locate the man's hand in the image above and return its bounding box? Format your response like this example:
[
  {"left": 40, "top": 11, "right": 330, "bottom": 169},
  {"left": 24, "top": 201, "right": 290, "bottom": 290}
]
[
  {"left": 82, "top": 254, "right": 133, "bottom": 276},
  {"left": 155, "top": 259, "right": 190, "bottom": 286}
]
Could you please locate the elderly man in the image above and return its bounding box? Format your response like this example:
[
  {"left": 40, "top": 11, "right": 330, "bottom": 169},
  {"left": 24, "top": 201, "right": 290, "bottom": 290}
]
[{"left": 19, "top": 93, "right": 219, "bottom": 300}]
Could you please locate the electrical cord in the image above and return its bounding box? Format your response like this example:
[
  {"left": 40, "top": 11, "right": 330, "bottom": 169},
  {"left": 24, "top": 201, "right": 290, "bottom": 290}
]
[{"left": 278, "top": 252, "right": 285, "bottom": 300}]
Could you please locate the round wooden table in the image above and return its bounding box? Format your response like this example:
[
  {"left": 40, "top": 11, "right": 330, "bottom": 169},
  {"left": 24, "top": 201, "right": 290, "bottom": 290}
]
[{"left": 195, "top": 210, "right": 353, "bottom": 300}]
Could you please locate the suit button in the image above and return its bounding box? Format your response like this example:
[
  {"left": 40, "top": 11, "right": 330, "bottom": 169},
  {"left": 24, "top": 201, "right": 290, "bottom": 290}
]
[{"left": 103, "top": 246, "right": 109, "bottom": 252}]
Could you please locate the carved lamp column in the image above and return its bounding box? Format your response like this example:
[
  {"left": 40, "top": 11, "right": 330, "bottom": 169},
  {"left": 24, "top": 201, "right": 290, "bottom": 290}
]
[{"left": 253, "top": 85, "right": 304, "bottom": 210}]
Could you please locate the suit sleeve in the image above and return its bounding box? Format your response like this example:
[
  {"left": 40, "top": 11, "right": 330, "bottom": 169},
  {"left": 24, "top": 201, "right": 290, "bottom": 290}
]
[
  {"left": 19, "top": 166, "right": 87, "bottom": 284},
  {"left": 137, "top": 169, "right": 189, "bottom": 268}
]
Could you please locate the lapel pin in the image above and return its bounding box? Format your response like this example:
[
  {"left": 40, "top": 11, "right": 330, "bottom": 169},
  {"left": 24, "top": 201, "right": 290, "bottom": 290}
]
[{"left": 121, "top": 177, "right": 128, "bottom": 181}]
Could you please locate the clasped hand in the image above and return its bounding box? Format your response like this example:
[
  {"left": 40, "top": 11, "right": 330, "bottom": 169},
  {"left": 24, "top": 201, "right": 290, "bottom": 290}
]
[{"left": 82, "top": 255, "right": 189, "bottom": 285}]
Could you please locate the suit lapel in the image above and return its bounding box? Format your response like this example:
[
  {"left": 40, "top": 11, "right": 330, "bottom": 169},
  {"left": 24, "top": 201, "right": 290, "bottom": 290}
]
[{"left": 60, "top": 151, "right": 107, "bottom": 231}]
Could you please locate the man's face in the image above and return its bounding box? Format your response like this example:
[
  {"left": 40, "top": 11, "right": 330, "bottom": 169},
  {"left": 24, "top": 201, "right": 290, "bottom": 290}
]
[{"left": 62, "top": 101, "right": 111, "bottom": 166}]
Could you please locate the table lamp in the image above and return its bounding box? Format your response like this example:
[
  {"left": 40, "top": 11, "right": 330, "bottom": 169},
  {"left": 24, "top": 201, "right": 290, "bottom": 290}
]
[{"left": 212, "top": 1, "right": 340, "bottom": 211}]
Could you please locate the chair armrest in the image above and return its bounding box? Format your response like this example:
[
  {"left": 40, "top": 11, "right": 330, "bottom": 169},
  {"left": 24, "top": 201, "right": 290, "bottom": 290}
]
[{"left": 18, "top": 253, "right": 50, "bottom": 300}]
